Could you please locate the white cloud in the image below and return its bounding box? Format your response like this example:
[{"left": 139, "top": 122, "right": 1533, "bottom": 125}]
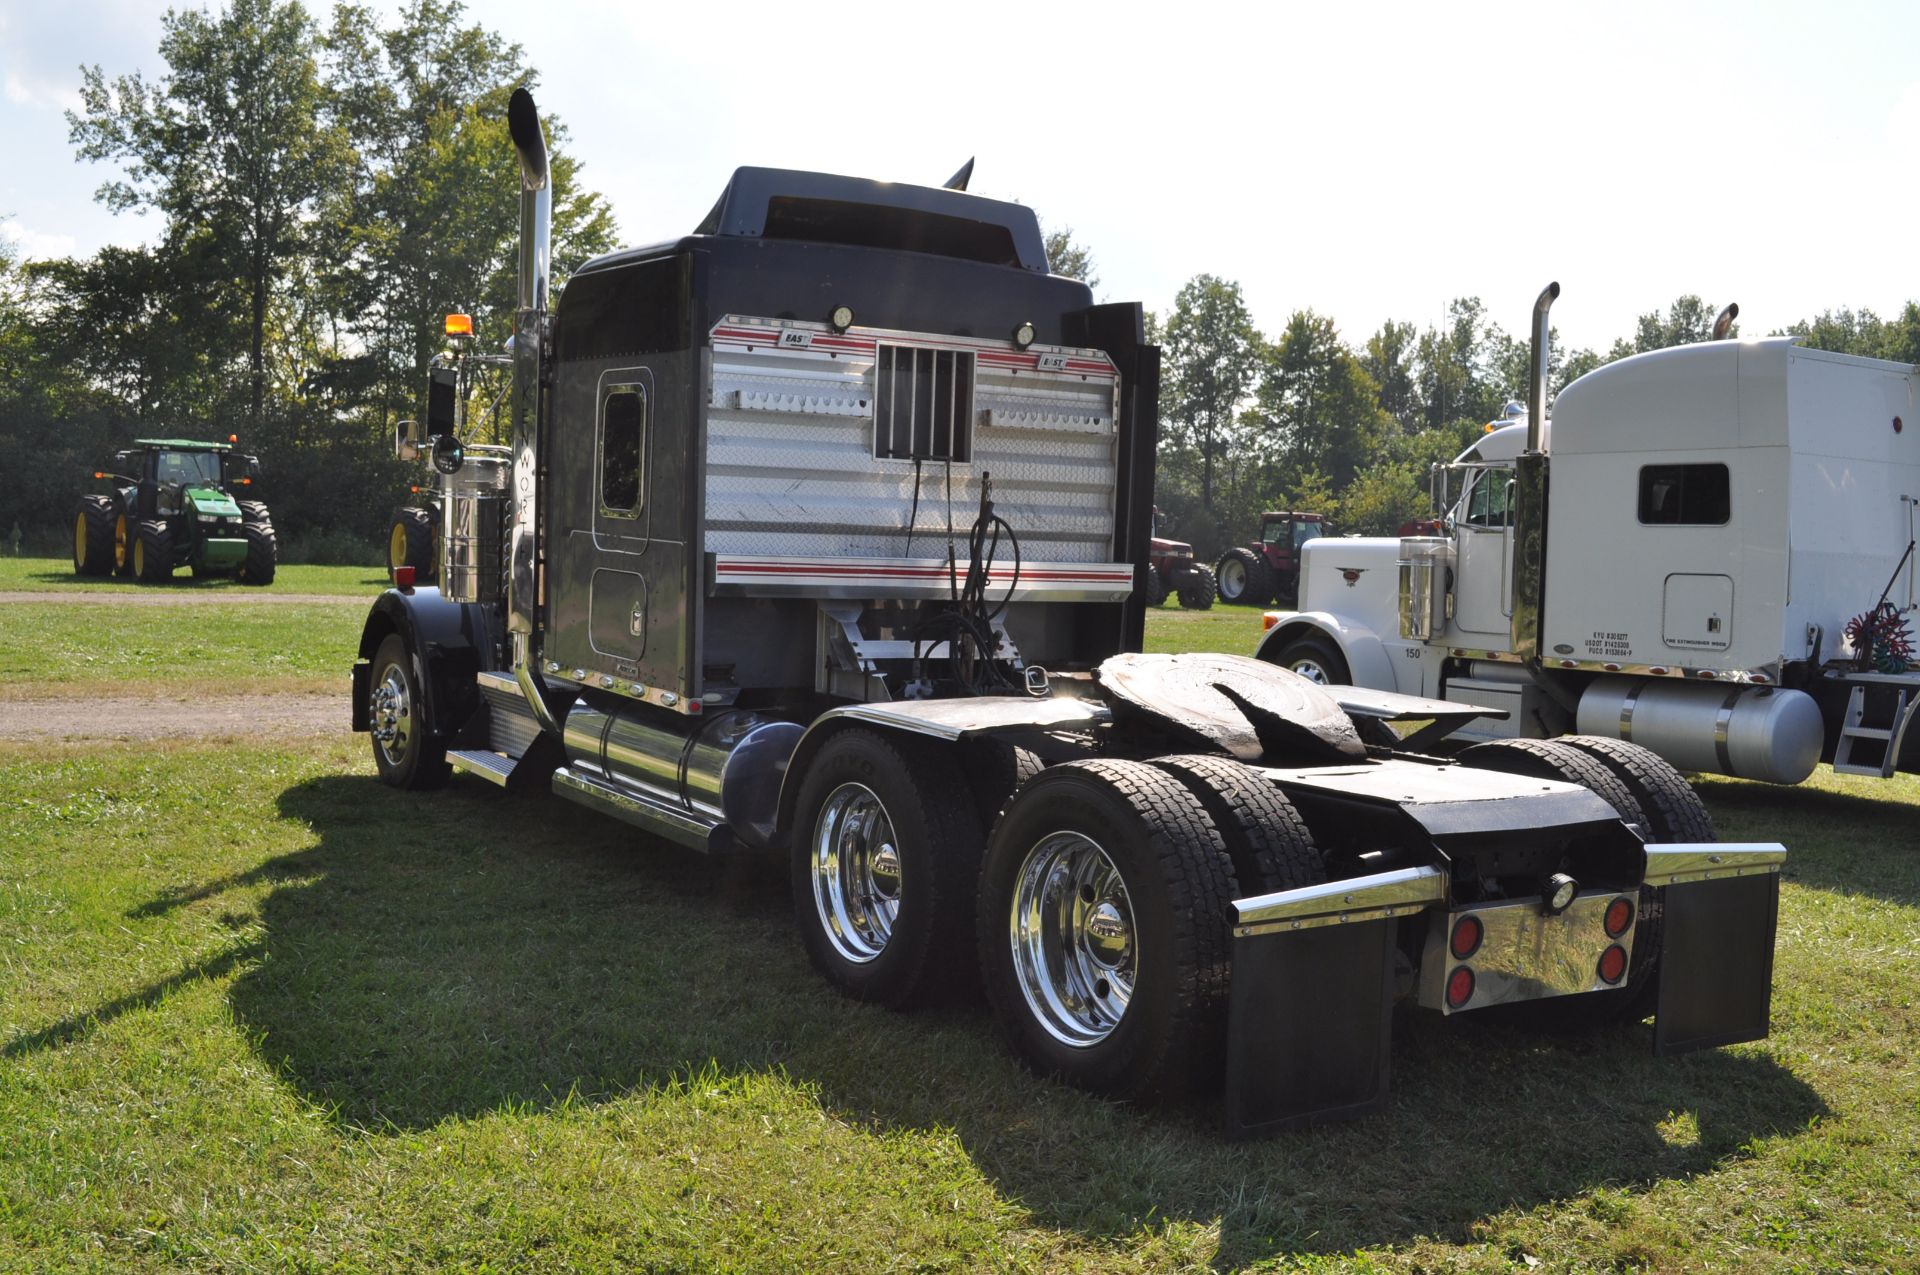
[{"left": 1, "top": 220, "right": 79, "bottom": 261}]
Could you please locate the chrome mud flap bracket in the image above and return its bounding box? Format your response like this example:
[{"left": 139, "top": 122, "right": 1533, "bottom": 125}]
[
  {"left": 1645, "top": 843, "right": 1786, "bottom": 1055},
  {"left": 1224, "top": 867, "right": 1444, "bottom": 1139}
]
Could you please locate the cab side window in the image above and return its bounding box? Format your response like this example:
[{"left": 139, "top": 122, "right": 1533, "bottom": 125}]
[
  {"left": 1462, "top": 469, "right": 1512, "bottom": 528},
  {"left": 600, "top": 386, "right": 646, "bottom": 516}
]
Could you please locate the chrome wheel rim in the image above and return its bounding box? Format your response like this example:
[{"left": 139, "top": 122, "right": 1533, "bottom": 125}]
[
  {"left": 1010, "top": 831, "right": 1135, "bottom": 1047},
  {"left": 1219, "top": 557, "right": 1244, "bottom": 598},
  {"left": 1288, "top": 656, "right": 1331, "bottom": 684},
  {"left": 811, "top": 782, "right": 901, "bottom": 964},
  {"left": 369, "top": 664, "right": 413, "bottom": 766}
]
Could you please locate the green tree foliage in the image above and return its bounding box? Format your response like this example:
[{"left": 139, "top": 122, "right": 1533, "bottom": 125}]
[
  {"left": 1248, "top": 310, "right": 1392, "bottom": 490},
  {"left": 1783, "top": 305, "right": 1920, "bottom": 363},
  {"left": 1042, "top": 225, "right": 1098, "bottom": 290},
  {"left": 1161, "top": 275, "right": 1260, "bottom": 515},
  {"left": 70, "top": 0, "right": 351, "bottom": 431},
  {"left": 4, "top": 0, "right": 616, "bottom": 554}
]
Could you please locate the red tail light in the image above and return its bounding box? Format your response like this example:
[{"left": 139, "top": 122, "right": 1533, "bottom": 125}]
[
  {"left": 1604, "top": 896, "right": 1634, "bottom": 937},
  {"left": 1597, "top": 944, "right": 1628, "bottom": 984},
  {"left": 1449, "top": 914, "right": 1483, "bottom": 960},
  {"left": 393, "top": 565, "right": 416, "bottom": 589},
  {"left": 1445, "top": 966, "right": 1475, "bottom": 1009}
]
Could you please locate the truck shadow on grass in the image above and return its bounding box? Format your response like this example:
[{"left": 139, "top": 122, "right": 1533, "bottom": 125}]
[
  {"left": 1701, "top": 776, "right": 1920, "bottom": 907},
  {"left": 211, "top": 772, "right": 1827, "bottom": 1261}
]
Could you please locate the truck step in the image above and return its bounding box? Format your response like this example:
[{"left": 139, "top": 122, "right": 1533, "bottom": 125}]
[
  {"left": 1832, "top": 682, "right": 1919, "bottom": 778},
  {"left": 477, "top": 670, "right": 543, "bottom": 758},
  {"left": 551, "top": 765, "right": 732, "bottom": 854},
  {"left": 448, "top": 749, "right": 518, "bottom": 786}
]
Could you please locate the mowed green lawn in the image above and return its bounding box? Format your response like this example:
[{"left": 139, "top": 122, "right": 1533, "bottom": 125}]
[
  {"left": 1, "top": 591, "right": 1916, "bottom": 1271},
  {"left": 0, "top": 555, "right": 389, "bottom": 597}
]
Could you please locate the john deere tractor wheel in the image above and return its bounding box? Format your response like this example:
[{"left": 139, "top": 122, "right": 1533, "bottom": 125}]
[
  {"left": 388, "top": 506, "right": 436, "bottom": 582},
  {"left": 73, "top": 496, "right": 116, "bottom": 576},
  {"left": 133, "top": 519, "right": 174, "bottom": 583},
  {"left": 236, "top": 501, "right": 277, "bottom": 587},
  {"left": 113, "top": 510, "right": 135, "bottom": 576}
]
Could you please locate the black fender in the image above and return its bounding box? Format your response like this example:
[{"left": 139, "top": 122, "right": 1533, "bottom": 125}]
[
  {"left": 773, "top": 698, "right": 1108, "bottom": 848},
  {"left": 350, "top": 586, "right": 501, "bottom": 738}
]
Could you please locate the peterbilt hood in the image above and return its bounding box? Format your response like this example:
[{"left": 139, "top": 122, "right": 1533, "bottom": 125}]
[
  {"left": 185, "top": 487, "right": 242, "bottom": 518},
  {"left": 1298, "top": 537, "right": 1403, "bottom": 632}
]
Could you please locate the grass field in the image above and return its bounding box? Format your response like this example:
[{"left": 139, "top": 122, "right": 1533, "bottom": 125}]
[
  {"left": 1, "top": 587, "right": 1916, "bottom": 1271},
  {"left": 0, "top": 556, "right": 388, "bottom": 597}
]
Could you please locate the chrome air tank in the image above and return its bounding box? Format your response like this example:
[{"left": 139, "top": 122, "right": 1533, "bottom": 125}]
[
  {"left": 563, "top": 700, "right": 802, "bottom": 847},
  {"left": 440, "top": 455, "right": 509, "bottom": 604},
  {"left": 1575, "top": 677, "right": 1823, "bottom": 784}
]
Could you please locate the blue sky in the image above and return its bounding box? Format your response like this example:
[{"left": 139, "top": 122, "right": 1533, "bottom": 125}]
[{"left": 3, "top": 0, "right": 1916, "bottom": 355}]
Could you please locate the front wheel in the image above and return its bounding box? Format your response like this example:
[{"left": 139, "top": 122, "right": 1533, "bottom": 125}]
[
  {"left": 368, "top": 633, "right": 449, "bottom": 789},
  {"left": 977, "top": 759, "right": 1237, "bottom": 1101},
  {"left": 133, "top": 519, "right": 174, "bottom": 583},
  {"left": 790, "top": 729, "right": 984, "bottom": 1008},
  {"left": 236, "top": 501, "right": 276, "bottom": 586},
  {"left": 1267, "top": 633, "right": 1349, "bottom": 685}
]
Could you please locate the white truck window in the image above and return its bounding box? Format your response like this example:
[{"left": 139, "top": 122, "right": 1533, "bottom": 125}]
[
  {"left": 1461, "top": 469, "right": 1512, "bottom": 528},
  {"left": 1638, "top": 463, "right": 1729, "bottom": 525}
]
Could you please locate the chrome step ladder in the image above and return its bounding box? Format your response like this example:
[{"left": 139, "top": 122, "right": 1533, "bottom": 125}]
[
  {"left": 447, "top": 671, "right": 545, "bottom": 786},
  {"left": 1832, "top": 680, "right": 1920, "bottom": 777}
]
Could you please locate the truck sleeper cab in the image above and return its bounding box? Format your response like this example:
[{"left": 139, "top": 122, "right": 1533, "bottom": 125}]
[
  {"left": 352, "top": 96, "right": 1785, "bottom": 1136},
  {"left": 1260, "top": 284, "right": 1920, "bottom": 788}
]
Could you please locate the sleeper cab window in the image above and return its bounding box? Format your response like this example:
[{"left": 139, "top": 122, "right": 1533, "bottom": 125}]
[
  {"left": 1638, "top": 463, "right": 1729, "bottom": 526},
  {"left": 600, "top": 385, "right": 646, "bottom": 516}
]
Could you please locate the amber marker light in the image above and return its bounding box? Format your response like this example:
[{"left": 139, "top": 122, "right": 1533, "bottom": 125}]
[{"left": 445, "top": 313, "right": 474, "bottom": 337}]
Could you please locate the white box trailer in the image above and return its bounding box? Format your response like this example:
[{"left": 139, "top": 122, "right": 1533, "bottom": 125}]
[{"left": 1260, "top": 284, "right": 1920, "bottom": 785}]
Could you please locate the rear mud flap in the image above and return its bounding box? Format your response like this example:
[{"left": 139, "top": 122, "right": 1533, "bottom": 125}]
[
  {"left": 1224, "top": 865, "right": 1441, "bottom": 1138},
  {"left": 1224, "top": 919, "right": 1396, "bottom": 1138},
  {"left": 1652, "top": 868, "right": 1781, "bottom": 1055}
]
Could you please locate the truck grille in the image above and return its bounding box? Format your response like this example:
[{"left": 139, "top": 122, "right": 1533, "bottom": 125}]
[{"left": 873, "top": 344, "right": 973, "bottom": 463}]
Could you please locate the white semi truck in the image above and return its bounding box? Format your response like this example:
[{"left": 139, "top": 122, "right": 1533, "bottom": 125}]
[{"left": 1259, "top": 283, "right": 1920, "bottom": 785}]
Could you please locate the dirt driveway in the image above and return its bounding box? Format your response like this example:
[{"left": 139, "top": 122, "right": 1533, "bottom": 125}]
[{"left": 0, "top": 693, "right": 345, "bottom": 741}]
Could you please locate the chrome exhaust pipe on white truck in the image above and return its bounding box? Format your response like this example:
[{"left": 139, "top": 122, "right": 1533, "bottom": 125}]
[
  {"left": 1712, "top": 302, "right": 1739, "bottom": 340},
  {"left": 1526, "top": 281, "right": 1559, "bottom": 454}
]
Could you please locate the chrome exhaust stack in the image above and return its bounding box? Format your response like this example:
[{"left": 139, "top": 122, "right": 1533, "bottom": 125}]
[
  {"left": 1510, "top": 282, "right": 1559, "bottom": 661},
  {"left": 1526, "top": 281, "right": 1559, "bottom": 454},
  {"left": 505, "top": 87, "right": 559, "bottom": 735},
  {"left": 1712, "top": 302, "right": 1739, "bottom": 341}
]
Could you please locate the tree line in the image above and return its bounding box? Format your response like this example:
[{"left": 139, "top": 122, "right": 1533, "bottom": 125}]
[
  {"left": 0, "top": 0, "right": 614, "bottom": 557},
  {"left": 1143, "top": 277, "right": 1920, "bottom": 561},
  {"left": 2, "top": 0, "right": 1916, "bottom": 563}
]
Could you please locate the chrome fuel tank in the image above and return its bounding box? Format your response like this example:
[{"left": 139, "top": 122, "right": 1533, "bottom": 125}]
[
  {"left": 563, "top": 700, "right": 802, "bottom": 847},
  {"left": 1576, "top": 677, "right": 1823, "bottom": 784}
]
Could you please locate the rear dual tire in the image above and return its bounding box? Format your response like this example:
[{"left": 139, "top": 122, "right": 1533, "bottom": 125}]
[
  {"left": 791, "top": 729, "right": 985, "bottom": 1009},
  {"left": 1458, "top": 736, "right": 1714, "bottom": 1026},
  {"left": 977, "top": 759, "right": 1241, "bottom": 1101}
]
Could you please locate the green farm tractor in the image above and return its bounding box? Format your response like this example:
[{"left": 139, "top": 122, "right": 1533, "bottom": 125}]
[{"left": 74, "top": 438, "right": 276, "bottom": 585}]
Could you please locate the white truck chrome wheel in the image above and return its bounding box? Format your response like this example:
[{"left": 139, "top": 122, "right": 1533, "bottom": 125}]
[
  {"left": 1009, "top": 830, "right": 1135, "bottom": 1046},
  {"left": 369, "top": 666, "right": 414, "bottom": 767},
  {"left": 810, "top": 782, "right": 902, "bottom": 964}
]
